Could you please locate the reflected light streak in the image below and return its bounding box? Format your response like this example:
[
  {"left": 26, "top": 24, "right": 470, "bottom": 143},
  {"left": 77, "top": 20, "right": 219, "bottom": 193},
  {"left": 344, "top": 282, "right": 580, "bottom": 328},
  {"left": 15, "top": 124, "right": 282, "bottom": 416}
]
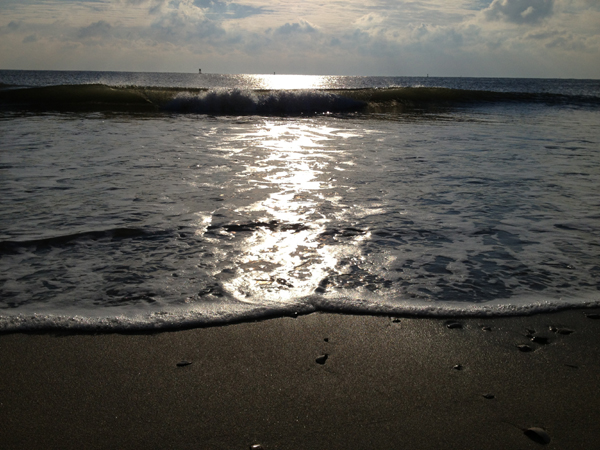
[{"left": 222, "top": 121, "right": 343, "bottom": 303}]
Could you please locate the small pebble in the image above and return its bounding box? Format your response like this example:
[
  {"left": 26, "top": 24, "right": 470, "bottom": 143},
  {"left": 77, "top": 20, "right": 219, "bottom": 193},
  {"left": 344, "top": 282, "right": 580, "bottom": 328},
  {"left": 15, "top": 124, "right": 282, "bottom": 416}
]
[
  {"left": 482, "top": 393, "right": 495, "bottom": 399},
  {"left": 524, "top": 427, "right": 551, "bottom": 445},
  {"left": 446, "top": 322, "right": 462, "bottom": 329},
  {"left": 453, "top": 364, "right": 463, "bottom": 371},
  {"left": 176, "top": 360, "right": 192, "bottom": 367},
  {"left": 316, "top": 354, "right": 328, "bottom": 365},
  {"left": 517, "top": 344, "right": 533, "bottom": 352},
  {"left": 324, "top": 337, "right": 329, "bottom": 342}
]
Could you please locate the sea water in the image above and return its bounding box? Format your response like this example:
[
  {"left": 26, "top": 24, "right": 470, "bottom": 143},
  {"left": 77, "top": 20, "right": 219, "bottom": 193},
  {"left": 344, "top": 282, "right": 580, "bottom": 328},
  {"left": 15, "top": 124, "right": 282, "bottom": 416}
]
[{"left": 1, "top": 71, "right": 599, "bottom": 331}]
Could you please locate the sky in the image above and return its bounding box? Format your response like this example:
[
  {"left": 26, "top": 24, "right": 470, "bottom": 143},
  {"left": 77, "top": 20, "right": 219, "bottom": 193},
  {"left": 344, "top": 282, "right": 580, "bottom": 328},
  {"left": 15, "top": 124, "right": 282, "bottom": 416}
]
[{"left": 0, "top": 0, "right": 599, "bottom": 78}]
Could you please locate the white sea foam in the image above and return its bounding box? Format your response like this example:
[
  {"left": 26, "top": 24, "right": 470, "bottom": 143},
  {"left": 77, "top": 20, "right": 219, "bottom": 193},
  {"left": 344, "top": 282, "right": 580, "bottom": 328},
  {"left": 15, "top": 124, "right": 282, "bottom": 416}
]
[{"left": 1, "top": 293, "right": 599, "bottom": 332}]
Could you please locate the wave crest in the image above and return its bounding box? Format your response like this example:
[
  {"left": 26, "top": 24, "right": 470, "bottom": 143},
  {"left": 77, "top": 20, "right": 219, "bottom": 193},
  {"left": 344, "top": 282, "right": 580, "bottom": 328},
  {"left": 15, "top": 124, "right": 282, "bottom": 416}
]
[{"left": 163, "top": 88, "right": 366, "bottom": 115}]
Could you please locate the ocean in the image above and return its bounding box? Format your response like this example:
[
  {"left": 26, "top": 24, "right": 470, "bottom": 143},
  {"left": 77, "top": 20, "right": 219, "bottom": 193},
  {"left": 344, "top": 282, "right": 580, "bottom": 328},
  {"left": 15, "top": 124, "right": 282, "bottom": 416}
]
[{"left": 1, "top": 70, "right": 599, "bottom": 331}]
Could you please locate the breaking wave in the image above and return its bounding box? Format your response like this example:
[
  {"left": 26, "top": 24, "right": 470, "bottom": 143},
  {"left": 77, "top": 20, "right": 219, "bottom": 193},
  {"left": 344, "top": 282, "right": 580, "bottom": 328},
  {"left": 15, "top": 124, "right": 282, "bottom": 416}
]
[
  {"left": 162, "top": 89, "right": 365, "bottom": 114},
  {"left": 1, "top": 83, "right": 599, "bottom": 115}
]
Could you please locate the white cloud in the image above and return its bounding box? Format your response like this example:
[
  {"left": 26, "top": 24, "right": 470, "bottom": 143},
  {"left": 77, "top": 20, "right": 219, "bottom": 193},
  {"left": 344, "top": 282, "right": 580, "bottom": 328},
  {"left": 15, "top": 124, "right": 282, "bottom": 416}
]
[
  {"left": 484, "top": 0, "right": 554, "bottom": 24},
  {"left": 273, "top": 19, "right": 318, "bottom": 35}
]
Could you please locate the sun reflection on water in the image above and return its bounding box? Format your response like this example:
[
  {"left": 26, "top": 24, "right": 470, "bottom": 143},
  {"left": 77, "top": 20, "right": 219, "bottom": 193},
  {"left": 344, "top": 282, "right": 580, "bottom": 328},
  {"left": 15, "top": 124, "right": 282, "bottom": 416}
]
[{"left": 221, "top": 121, "right": 345, "bottom": 303}]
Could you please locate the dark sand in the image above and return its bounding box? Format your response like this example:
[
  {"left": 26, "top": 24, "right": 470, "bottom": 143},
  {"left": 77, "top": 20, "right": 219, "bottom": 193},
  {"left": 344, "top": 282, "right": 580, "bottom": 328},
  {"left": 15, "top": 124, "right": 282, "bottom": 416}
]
[{"left": 1, "top": 309, "right": 600, "bottom": 449}]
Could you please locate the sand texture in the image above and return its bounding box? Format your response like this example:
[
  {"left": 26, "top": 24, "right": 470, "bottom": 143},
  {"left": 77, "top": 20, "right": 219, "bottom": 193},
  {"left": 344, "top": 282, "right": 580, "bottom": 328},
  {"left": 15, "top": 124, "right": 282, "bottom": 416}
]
[{"left": 1, "top": 309, "right": 600, "bottom": 449}]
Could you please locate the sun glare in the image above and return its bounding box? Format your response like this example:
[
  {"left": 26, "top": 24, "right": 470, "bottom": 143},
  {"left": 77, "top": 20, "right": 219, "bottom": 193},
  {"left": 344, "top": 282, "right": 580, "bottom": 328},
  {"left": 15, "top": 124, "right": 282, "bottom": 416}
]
[{"left": 250, "top": 74, "right": 331, "bottom": 90}]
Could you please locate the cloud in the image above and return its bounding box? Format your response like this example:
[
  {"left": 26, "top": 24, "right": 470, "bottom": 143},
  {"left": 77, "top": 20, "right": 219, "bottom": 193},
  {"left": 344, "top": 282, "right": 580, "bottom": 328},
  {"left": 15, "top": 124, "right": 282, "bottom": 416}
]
[
  {"left": 6, "top": 21, "right": 21, "bottom": 32},
  {"left": 354, "top": 13, "right": 387, "bottom": 30},
  {"left": 22, "top": 34, "right": 37, "bottom": 43},
  {"left": 274, "top": 19, "right": 317, "bottom": 35},
  {"left": 484, "top": 0, "right": 554, "bottom": 24},
  {"left": 193, "top": 0, "right": 267, "bottom": 19},
  {"left": 148, "top": 3, "right": 226, "bottom": 44},
  {"left": 525, "top": 28, "right": 588, "bottom": 50},
  {"left": 77, "top": 20, "right": 113, "bottom": 39}
]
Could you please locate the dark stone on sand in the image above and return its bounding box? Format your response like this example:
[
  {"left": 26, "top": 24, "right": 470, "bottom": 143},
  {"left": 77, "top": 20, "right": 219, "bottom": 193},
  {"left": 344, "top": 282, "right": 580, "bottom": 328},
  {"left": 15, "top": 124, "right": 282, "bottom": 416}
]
[
  {"left": 524, "top": 427, "right": 551, "bottom": 445},
  {"left": 557, "top": 328, "right": 574, "bottom": 335},
  {"left": 517, "top": 344, "right": 533, "bottom": 352},
  {"left": 198, "top": 284, "right": 224, "bottom": 297},
  {"left": 276, "top": 278, "right": 293, "bottom": 287},
  {"left": 482, "top": 393, "right": 495, "bottom": 399},
  {"left": 315, "top": 354, "right": 328, "bottom": 365},
  {"left": 324, "top": 338, "right": 329, "bottom": 342},
  {"left": 453, "top": 364, "right": 463, "bottom": 370},
  {"left": 315, "top": 277, "right": 330, "bottom": 294},
  {"left": 531, "top": 336, "right": 550, "bottom": 345},
  {"left": 446, "top": 322, "right": 462, "bottom": 329},
  {"left": 176, "top": 360, "right": 193, "bottom": 367}
]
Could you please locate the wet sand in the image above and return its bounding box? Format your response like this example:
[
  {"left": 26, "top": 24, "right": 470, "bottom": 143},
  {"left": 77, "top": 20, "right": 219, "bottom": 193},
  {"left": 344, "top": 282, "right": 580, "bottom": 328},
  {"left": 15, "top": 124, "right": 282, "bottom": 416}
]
[{"left": 1, "top": 309, "right": 599, "bottom": 449}]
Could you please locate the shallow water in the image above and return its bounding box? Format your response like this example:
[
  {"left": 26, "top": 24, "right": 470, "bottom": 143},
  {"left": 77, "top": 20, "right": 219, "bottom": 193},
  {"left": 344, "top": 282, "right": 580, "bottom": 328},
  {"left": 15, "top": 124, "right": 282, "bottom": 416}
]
[{"left": 1, "top": 72, "right": 599, "bottom": 330}]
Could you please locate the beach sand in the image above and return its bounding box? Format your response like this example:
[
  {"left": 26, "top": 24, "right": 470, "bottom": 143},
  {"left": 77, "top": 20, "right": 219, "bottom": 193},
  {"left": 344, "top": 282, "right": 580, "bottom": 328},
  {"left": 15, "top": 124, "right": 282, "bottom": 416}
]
[{"left": 1, "top": 309, "right": 599, "bottom": 449}]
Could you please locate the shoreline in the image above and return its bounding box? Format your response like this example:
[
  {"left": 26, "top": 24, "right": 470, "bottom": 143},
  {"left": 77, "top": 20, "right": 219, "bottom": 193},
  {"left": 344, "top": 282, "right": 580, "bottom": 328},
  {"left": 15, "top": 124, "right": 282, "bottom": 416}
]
[
  {"left": 3, "top": 299, "right": 600, "bottom": 334},
  {"left": 1, "top": 308, "right": 600, "bottom": 449}
]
